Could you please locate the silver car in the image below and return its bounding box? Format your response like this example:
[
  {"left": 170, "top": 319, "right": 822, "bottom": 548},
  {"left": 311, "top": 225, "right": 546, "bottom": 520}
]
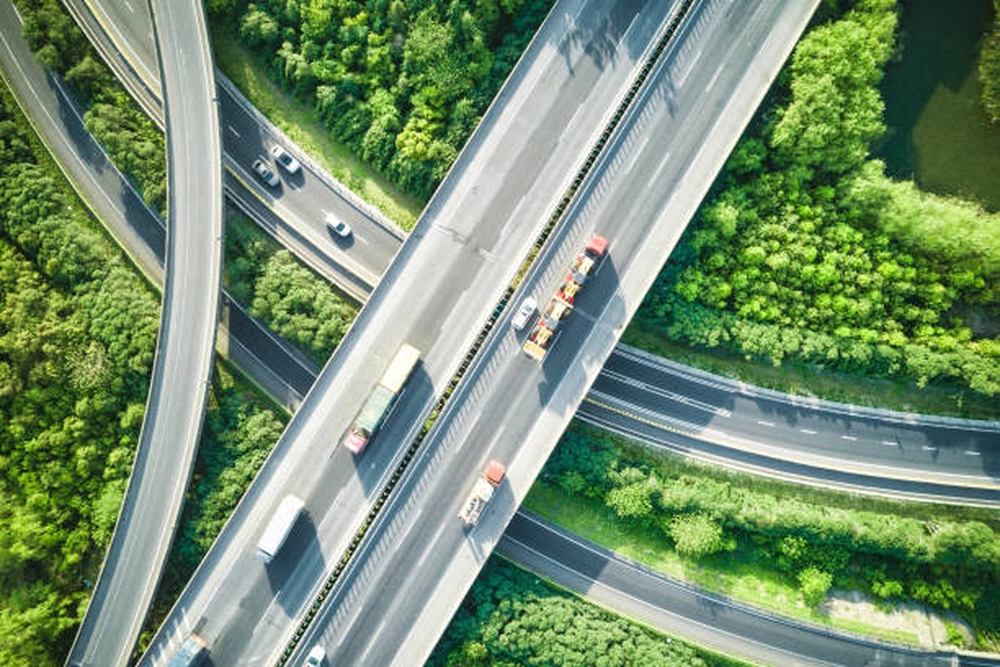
[
  {"left": 270, "top": 144, "right": 301, "bottom": 173},
  {"left": 251, "top": 158, "right": 279, "bottom": 187},
  {"left": 511, "top": 296, "right": 537, "bottom": 330},
  {"left": 325, "top": 212, "right": 352, "bottom": 238},
  {"left": 304, "top": 645, "right": 326, "bottom": 666}
]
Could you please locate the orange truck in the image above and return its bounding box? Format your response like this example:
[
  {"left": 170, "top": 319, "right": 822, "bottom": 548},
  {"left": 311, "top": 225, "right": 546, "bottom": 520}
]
[{"left": 522, "top": 234, "right": 608, "bottom": 361}]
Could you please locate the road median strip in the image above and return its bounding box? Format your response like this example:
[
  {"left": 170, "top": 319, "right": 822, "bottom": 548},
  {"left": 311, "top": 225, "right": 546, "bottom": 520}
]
[{"left": 275, "top": 2, "right": 696, "bottom": 663}]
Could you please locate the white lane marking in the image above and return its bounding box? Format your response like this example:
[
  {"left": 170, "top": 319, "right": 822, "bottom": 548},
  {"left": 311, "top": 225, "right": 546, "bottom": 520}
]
[
  {"left": 676, "top": 48, "right": 703, "bottom": 88},
  {"left": 965, "top": 451, "right": 981, "bottom": 456},
  {"left": 227, "top": 124, "right": 241, "bottom": 138},
  {"left": 798, "top": 429, "right": 818, "bottom": 435},
  {"left": 600, "top": 369, "right": 729, "bottom": 417},
  {"left": 881, "top": 440, "right": 897, "bottom": 446},
  {"left": 124, "top": 0, "right": 134, "bottom": 12},
  {"left": 757, "top": 420, "right": 775, "bottom": 427},
  {"left": 922, "top": 445, "right": 937, "bottom": 452},
  {"left": 649, "top": 151, "right": 671, "bottom": 184},
  {"left": 705, "top": 63, "right": 724, "bottom": 92},
  {"left": 841, "top": 435, "right": 857, "bottom": 442}
]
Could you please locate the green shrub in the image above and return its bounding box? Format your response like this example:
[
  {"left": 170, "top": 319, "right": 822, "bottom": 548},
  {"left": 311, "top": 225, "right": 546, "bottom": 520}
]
[{"left": 798, "top": 567, "right": 833, "bottom": 607}]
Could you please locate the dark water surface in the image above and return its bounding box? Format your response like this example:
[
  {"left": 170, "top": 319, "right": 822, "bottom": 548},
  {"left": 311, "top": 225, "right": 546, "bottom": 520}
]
[{"left": 877, "top": 0, "right": 1000, "bottom": 211}]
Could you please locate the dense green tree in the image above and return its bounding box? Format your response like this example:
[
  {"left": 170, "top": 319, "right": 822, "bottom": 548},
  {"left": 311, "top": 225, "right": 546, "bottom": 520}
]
[
  {"left": 980, "top": 0, "right": 1000, "bottom": 122},
  {"left": 668, "top": 514, "right": 726, "bottom": 559},
  {"left": 798, "top": 567, "right": 833, "bottom": 607},
  {"left": 221, "top": 0, "right": 553, "bottom": 200}
]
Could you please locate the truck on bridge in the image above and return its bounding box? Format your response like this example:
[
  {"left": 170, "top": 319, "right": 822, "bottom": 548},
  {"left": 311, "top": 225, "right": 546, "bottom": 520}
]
[
  {"left": 343, "top": 343, "right": 421, "bottom": 454},
  {"left": 522, "top": 234, "right": 608, "bottom": 361},
  {"left": 256, "top": 495, "right": 305, "bottom": 564},
  {"left": 459, "top": 460, "right": 506, "bottom": 527}
]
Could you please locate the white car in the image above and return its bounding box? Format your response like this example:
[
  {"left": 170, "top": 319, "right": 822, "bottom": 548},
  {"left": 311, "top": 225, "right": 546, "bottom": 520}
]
[
  {"left": 270, "top": 144, "right": 301, "bottom": 174},
  {"left": 251, "top": 158, "right": 279, "bottom": 187},
  {"left": 304, "top": 645, "right": 326, "bottom": 666},
  {"left": 511, "top": 296, "right": 537, "bottom": 330},
  {"left": 325, "top": 213, "right": 352, "bottom": 238}
]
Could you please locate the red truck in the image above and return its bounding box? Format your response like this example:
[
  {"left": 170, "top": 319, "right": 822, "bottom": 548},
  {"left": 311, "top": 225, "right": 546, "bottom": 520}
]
[{"left": 458, "top": 461, "right": 506, "bottom": 527}]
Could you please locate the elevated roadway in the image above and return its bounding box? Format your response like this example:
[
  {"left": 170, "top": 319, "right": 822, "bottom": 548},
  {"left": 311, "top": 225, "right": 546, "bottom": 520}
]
[
  {"left": 66, "top": 0, "right": 1000, "bottom": 499},
  {"left": 3, "top": 3, "right": 995, "bottom": 663},
  {"left": 141, "top": 0, "right": 676, "bottom": 663},
  {"left": 287, "top": 1, "right": 823, "bottom": 664},
  {"left": 65, "top": 0, "right": 224, "bottom": 665},
  {"left": 64, "top": 0, "right": 401, "bottom": 301}
]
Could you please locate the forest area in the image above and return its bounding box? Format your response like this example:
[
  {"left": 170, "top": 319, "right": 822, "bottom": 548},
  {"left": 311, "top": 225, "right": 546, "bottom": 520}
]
[
  {"left": 0, "top": 79, "right": 286, "bottom": 666},
  {"left": 982, "top": 0, "right": 1000, "bottom": 122},
  {"left": 217, "top": 0, "right": 554, "bottom": 200},
  {"left": 0, "top": 85, "right": 156, "bottom": 661},
  {"left": 635, "top": 0, "right": 1000, "bottom": 402}
]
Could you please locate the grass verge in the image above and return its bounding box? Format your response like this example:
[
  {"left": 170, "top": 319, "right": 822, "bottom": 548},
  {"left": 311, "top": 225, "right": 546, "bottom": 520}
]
[
  {"left": 209, "top": 23, "right": 423, "bottom": 231},
  {"left": 524, "top": 481, "right": 924, "bottom": 648}
]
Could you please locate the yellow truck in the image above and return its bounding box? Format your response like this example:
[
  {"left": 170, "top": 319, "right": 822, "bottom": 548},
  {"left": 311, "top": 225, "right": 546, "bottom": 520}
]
[{"left": 522, "top": 234, "right": 608, "bottom": 361}]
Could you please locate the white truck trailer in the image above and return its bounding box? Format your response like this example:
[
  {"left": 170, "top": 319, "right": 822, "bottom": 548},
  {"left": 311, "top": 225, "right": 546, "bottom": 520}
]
[
  {"left": 256, "top": 495, "right": 305, "bottom": 563},
  {"left": 458, "top": 461, "right": 506, "bottom": 527}
]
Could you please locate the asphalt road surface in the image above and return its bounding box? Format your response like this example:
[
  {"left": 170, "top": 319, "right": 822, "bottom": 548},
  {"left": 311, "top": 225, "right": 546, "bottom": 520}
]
[
  {"left": 66, "top": 0, "right": 1000, "bottom": 501},
  {"left": 66, "top": 0, "right": 223, "bottom": 665},
  {"left": 581, "top": 346, "right": 1000, "bottom": 506},
  {"left": 501, "top": 512, "right": 981, "bottom": 667},
  {"left": 141, "top": 0, "right": 673, "bottom": 663},
  {"left": 65, "top": 0, "right": 402, "bottom": 301},
  {"left": 288, "top": 1, "right": 822, "bottom": 665}
]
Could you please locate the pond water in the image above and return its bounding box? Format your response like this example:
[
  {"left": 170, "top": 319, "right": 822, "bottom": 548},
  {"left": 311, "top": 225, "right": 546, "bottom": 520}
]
[{"left": 877, "top": 0, "right": 1000, "bottom": 211}]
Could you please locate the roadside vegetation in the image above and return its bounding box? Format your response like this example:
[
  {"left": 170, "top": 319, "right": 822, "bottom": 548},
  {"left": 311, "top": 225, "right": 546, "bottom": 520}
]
[
  {"left": 0, "top": 73, "right": 288, "bottom": 666},
  {"left": 0, "top": 84, "right": 158, "bottom": 664},
  {"left": 527, "top": 421, "right": 1000, "bottom": 650},
  {"left": 224, "top": 208, "right": 357, "bottom": 366},
  {"left": 209, "top": 0, "right": 553, "bottom": 203},
  {"left": 429, "top": 557, "right": 747, "bottom": 666},
  {"left": 981, "top": 0, "right": 1000, "bottom": 122},
  {"left": 210, "top": 25, "right": 423, "bottom": 230},
  {"left": 16, "top": 0, "right": 166, "bottom": 216},
  {"left": 633, "top": 0, "right": 1000, "bottom": 411},
  {"left": 16, "top": 0, "right": 358, "bottom": 370}
]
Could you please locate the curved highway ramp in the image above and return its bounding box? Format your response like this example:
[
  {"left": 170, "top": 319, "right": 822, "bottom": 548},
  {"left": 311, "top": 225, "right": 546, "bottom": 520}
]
[{"left": 65, "top": 2, "right": 223, "bottom": 665}]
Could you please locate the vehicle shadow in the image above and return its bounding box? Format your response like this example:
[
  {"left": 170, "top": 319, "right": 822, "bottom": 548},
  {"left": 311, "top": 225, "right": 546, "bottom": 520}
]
[{"left": 264, "top": 512, "right": 325, "bottom": 615}]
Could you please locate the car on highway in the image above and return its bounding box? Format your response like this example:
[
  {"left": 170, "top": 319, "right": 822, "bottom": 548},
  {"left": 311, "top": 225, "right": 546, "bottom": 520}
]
[
  {"left": 251, "top": 158, "right": 279, "bottom": 187},
  {"left": 270, "top": 144, "right": 301, "bottom": 174},
  {"left": 166, "top": 633, "right": 206, "bottom": 666},
  {"left": 304, "top": 644, "right": 326, "bottom": 666},
  {"left": 511, "top": 296, "right": 537, "bottom": 330},
  {"left": 325, "top": 213, "right": 352, "bottom": 238}
]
